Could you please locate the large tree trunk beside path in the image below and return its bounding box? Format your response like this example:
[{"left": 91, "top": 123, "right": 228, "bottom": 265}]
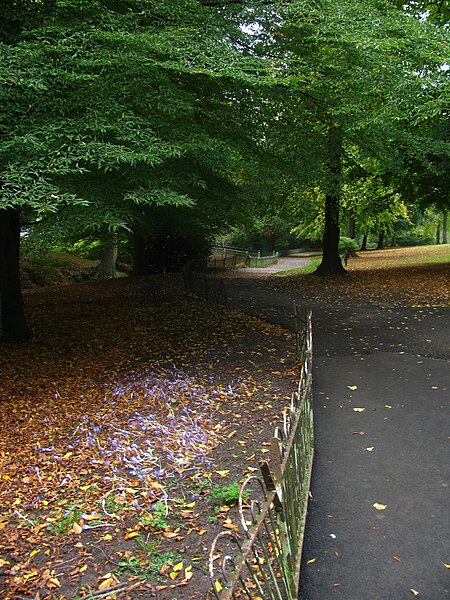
[{"left": 314, "top": 124, "right": 347, "bottom": 276}]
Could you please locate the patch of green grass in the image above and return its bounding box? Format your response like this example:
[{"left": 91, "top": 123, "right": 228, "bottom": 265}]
[
  {"left": 275, "top": 257, "right": 321, "bottom": 277},
  {"left": 115, "top": 549, "right": 181, "bottom": 580},
  {"left": 46, "top": 507, "right": 83, "bottom": 534},
  {"left": 392, "top": 253, "right": 450, "bottom": 266},
  {"left": 211, "top": 482, "right": 248, "bottom": 506},
  {"left": 139, "top": 500, "right": 169, "bottom": 531}
]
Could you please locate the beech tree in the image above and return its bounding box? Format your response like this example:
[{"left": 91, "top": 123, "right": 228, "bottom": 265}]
[
  {"left": 0, "top": 0, "right": 257, "bottom": 340},
  {"left": 271, "top": 0, "right": 449, "bottom": 274}
]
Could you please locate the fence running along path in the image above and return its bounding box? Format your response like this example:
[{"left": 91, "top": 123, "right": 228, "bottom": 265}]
[
  {"left": 182, "top": 247, "right": 279, "bottom": 305},
  {"left": 182, "top": 259, "right": 228, "bottom": 306},
  {"left": 211, "top": 247, "right": 279, "bottom": 270},
  {"left": 209, "top": 309, "right": 314, "bottom": 599}
]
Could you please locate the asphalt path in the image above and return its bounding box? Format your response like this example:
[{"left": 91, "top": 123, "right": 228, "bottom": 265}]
[{"left": 223, "top": 259, "right": 449, "bottom": 600}]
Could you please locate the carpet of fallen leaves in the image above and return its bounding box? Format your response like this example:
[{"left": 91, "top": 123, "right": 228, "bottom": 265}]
[
  {"left": 269, "top": 247, "right": 450, "bottom": 307},
  {"left": 0, "top": 275, "right": 297, "bottom": 600}
]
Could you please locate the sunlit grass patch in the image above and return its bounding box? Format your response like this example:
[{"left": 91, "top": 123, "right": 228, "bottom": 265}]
[
  {"left": 350, "top": 244, "right": 450, "bottom": 271},
  {"left": 274, "top": 257, "right": 322, "bottom": 276}
]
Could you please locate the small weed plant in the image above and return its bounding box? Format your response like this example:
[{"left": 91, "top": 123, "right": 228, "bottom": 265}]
[{"left": 211, "top": 482, "right": 245, "bottom": 506}]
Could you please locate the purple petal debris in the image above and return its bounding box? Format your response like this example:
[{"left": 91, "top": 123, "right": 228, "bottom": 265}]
[{"left": 34, "top": 367, "right": 241, "bottom": 494}]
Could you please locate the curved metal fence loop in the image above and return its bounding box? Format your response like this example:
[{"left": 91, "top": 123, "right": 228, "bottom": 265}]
[
  {"left": 238, "top": 476, "right": 268, "bottom": 535},
  {"left": 209, "top": 309, "right": 314, "bottom": 599}
]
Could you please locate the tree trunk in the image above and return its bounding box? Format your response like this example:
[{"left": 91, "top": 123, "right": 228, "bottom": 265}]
[
  {"left": 443, "top": 210, "right": 448, "bottom": 244},
  {"left": 360, "top": 233, "right": 368, "bottom": 251},
  {"left": 97, "top": 232, "right": 118, "bottom": 279},
  {"left": 0, "top": 207, "right": 32, "bottom": 342},
  {"left": 133, "top": 231, "right": 147, "bottom": 276},
  {"left": 377, "top": 231, "right": 385, "bottom": 249},
  {"left": 345, "top": 216, "right": 356, "bottom": 239},
  {"left": 314, "top": 124, "right": 346, "bottom": 276},
  {"left": 436, "top": 223, "right": 440, "bottom": 244},
  {"left": 267, "top": 232, "right": 276, "bottom": 254}
]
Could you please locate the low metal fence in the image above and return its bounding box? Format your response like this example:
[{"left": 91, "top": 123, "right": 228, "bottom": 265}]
[
  {"left": 246, "top": 252, "right": 279, "bottom": 268},
  {"left": 209, "top": 309, "right": 314, "bottom": 599},
  {"left": 211, "top": 247, "right": 279, "bottom": 270},
  {"left": 211, "top": 247, "right": 249, "bottom": 270},
  {"left": 182, "top": 259, "right": 227, "bottom": 306}
]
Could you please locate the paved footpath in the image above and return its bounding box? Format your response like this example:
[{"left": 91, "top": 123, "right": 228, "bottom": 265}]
[{"left": 224, "top": 260, "right": 449, "bottom": 600}]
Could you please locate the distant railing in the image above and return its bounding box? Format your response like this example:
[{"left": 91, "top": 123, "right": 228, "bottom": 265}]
[
  {"left": 211, "top": 246, "right": 279, "bottom": 270},
  {"left": 209, "top": 309, "right": 314, "bottom": 599},
  {"left": 246, "top": 252, "right": 279, "bottom": 268}
]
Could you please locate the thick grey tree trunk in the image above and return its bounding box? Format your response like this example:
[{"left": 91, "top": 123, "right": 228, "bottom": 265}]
[{"left": 97, "top": 232, "right": 118, "bottom": 279}]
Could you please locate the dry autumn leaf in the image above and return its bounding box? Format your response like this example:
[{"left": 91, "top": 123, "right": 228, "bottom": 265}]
[
  {"left": 373, "top": 503, "right": 387, "bottom": 511},
  {"left": 46, "top": 577, "right": 62, "bottom": 590},
  {"left": 71, "top": 522, "right": 83, "bottom": 534}
]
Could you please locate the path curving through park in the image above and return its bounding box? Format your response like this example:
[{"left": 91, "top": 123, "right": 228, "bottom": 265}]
[{"left": 223, "top": 266, "right": 449, "bottom": 600}]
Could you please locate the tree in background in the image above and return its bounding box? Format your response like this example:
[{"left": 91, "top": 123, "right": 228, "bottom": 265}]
[
  {"left": 0, "top": 0, "right": 261, "bottom": 340},
  {"left": 275, "top": 0, "right": 449, "bottom": 274}
]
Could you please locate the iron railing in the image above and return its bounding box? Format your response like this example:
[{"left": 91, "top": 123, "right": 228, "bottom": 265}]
[
  {"left": 182, "top": 259, "right": 227, "bottom": 305},
  {"left": 209, "top": 309, "right": 313, "bottom": 599},
  {"left": 211, "top": 247, "right": 279, "bottom": 269}
]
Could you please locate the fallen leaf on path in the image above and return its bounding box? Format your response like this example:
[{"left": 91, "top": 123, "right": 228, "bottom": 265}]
[
  {"left": 215, "top": 470, "right": 230, "bottom": 477},
  {"left": 373, "top": 503, "right": 387, "bottom": 511},
  {"left": 365, "top": 447, "right": 374, "bottom": 452},
  {"left": 124, "top": 531, "right": 140, "bottom": 540},
  {"left": 348, "top": 386, "right": 358, "bottom": 391},
  {"left": 409, "top": 589, "right": 420, "bottom": 597},
  {"left": 71, "top": 522, "right": 83, "bottom": 534},
  {"left": 353, "top": 408, "right": 365, "bottom": 412},
  {"left": 46, "top": 577, "right": 62, "bottom": 590}
]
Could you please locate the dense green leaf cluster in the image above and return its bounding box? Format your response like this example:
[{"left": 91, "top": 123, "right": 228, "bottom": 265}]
[{"left": 1, "top": 0, "right": 448, "bottom": 256}]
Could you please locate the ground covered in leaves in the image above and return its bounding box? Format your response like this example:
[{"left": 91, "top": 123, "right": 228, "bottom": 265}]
[
  {"left": 1, "top": 245, "right": 448, "bottom": 599},
  {"left": 269, "top": 246, "right": 450, "bottom": 307},
  {"left": 0, "top": 275, "right": 297, "bottom": 600}
]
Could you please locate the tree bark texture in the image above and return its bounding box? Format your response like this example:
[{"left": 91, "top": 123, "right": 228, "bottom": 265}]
[
  {"left": 360, "top": 233, "right": 368, "bottom": 251},
  {"left": 377, "top": 231, "right": 385, "bottom": 249},
  {"left": 0, "top": 207, "right": 32, "bottom": 342},
  {"left": 345, "top": 216, "right": 356, "bottom": 239},
  {"left": 315, "top": 124, "right": 347, "bottom": 276},
  {"left": 97, "top": 232, "right": 118, "bottom": 279},
  {"left": 443, "top": 210, "right": 448, "bottom": 244}
]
